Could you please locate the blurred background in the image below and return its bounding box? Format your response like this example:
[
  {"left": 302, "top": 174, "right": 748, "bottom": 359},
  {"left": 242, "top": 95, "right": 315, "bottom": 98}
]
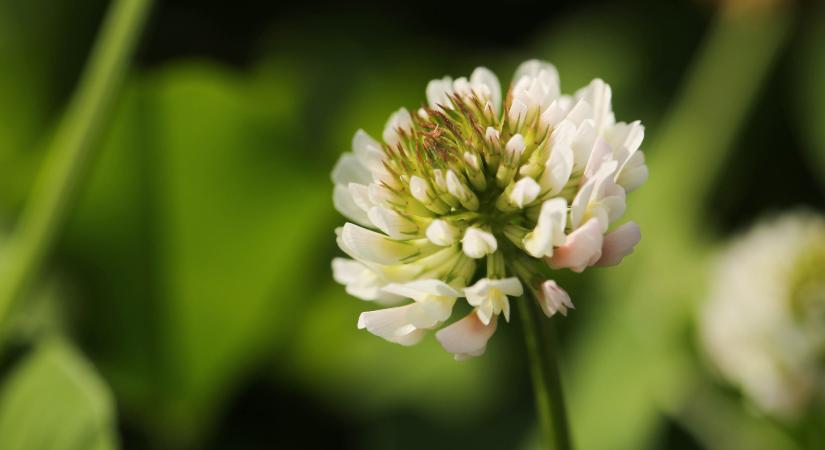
[{"left": 0, "top": 0, "right": 823, "bottom": 449}]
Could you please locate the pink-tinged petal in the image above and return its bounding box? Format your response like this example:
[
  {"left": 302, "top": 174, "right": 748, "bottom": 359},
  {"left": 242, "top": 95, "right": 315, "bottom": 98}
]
[
  {"left": 547, "top": 218, "right": 604, "bottom": 273},
  {"left": 595, "top": 221, "right": 641, "bottom": 267},
  {"left": 436, "top": 313, "right": 498, "bottom": 360},
  {"left": 538, "top": 280, "right": 575, "bottom": 317}
]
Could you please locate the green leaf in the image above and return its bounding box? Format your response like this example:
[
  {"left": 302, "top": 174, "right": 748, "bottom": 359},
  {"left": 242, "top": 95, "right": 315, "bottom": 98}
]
[
  {"left": 67, "top": 61, "right": 332, "bottom": 445},
  {"left": 149, "top": 63, "right": 331, "bottom": 430},
  {"left": 0, "top": 337, "right": 118, "bottom": 450}
]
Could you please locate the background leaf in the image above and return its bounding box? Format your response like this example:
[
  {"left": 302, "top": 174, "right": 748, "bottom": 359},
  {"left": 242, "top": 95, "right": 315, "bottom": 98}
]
[
  {"left": 0, "top": 337, "right": 118, "bottom": 450},
  {"left": 67, "top": 61, "right": 334, "bottom": 446}
]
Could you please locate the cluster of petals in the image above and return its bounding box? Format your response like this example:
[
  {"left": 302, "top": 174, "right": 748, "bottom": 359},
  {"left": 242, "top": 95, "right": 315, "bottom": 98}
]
[{"left": 332, "top": 59, "right": 646, "bottom": 359}]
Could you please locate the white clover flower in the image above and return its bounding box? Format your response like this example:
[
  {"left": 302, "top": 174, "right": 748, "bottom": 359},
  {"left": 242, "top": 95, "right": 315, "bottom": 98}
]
[
  {"left": 332, "top": 59, "right": 647, "bottom": 359},
  {"left": 700, "top": 212, "right": 825, "bottom": 420}
]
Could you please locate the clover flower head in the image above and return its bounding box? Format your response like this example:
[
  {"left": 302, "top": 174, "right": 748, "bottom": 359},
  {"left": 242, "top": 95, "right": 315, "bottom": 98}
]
[
  {"left": 700, "top": 212, "right": 825, "bottom": 420},
  {"left": 332, "top": 60, "right": 647, "bottom": 359}
]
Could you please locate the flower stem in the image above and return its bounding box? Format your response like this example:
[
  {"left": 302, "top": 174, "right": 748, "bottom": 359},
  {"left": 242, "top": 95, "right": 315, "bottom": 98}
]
[
  {"left": 0, "top": 0, "right": 153, "bottom": 340},
  {"left": 518, "top": 295, "right": 572, "bottom": 450}
]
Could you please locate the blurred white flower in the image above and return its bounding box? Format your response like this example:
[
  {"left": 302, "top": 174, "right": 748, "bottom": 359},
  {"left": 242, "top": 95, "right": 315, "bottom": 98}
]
[
  {"left": 332, "top": 59, "right": 647, "bottom": 359},
  {"left": 700, "top": 212, "right": 825, "bottom": 420}
]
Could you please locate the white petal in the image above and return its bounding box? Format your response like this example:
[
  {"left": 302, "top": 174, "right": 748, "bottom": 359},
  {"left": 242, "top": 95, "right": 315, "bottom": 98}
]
[
  {"left": 409, "top": 175, "right": 432, "bottom": 204},
  {"left": 536, "top": 69, "right": 561, "bottom": 109},
  {"left": 538, "top": 280, "right": 575, "bottom": 317},
  {"left": 470, "top": 67, "right": 502, "bottom": 114},
  {"left": 383, "top": 279, "right": 461, "bottom": 300},
  {"left": 506, "top": 134, "right": 526, "bottom": 160},
  {"left": 576, "top": 78, "right": 614, "bottom": 133},
  {"left": 617, "top": 150, "right": 648, "bottom": 192},
  {"left": 564, "top": 98, "right": 593, "bottom": 127},
  {"left": 604, "top": 121, "right": 644, "bottom": 167},
  {"left": 331, "top": 153, "right": 371, "bottom": 185},
  {"left": 352, "top": 129, "right": 385, "bottom": 173},
  {"left": 493, "top": 277, "right": 524, "bottom": 296},
  {"left": 332, "top": 257, "right": 364, "bottom": 285},
  {"left": 405, "top": 297, "right": 457, "bottom": 329},
  {"left": 426, "top": 219, "right": 460, "bottom": 246},
  {"left": 570, "top": 177, "right": 596, "bottom": 230},
  {"left": 601, "top": 183, "right": 627, "bottom": 225},
  {"left": 513, "top": 60, "right": 546, "bottom": 81},
  {"left": 571, "top": 120, "right": 597, "bottom": 172},
  {"left": 548, "top": 218, "right": 604, "bottom": 273},
  {"left": 367, "top": 183, "right": 395, "bottom": 207},
  {"left": 541, "top": 120, "right": 576, "bottom": 195},
  {"left": 524, "top": 198, "right": 567, "bottom": 258},
  {"left": 464, "top": 277, "right": 522, "bottom": 324},
  {"left": 475, "top": 301, "right": 495, "bottom": 326},
  {"left": 348, "top": 182, "right": 374, "bottom": 212},
  {"left": 464, "top": 278, "right": 492, "bottom": 307},
  {"left": 463, "top": 152, "right": 481, "bottom": 170},
  {"left": 426, "top": 76, "right": 454, "bottom": 110},
  {"left": 509, "top": 177, "right": 541, "bottom": 208},
  {"left": 512, "top": 60, "right": 561, "bottom": 111},
  {"left": 508, "top": 100, "right": 528, "bottom": 129},
  {"left": 452, "top": 77, "right": 472, "bottom": 97},
  {"left": 333, "top": 184, "right": 371, "bottom": 226},
  {"left": 595, "top": 222, "right": 641, "bottom": 267},
  {"left": 446, "top": 170, "right": 469, "bottom": 200},
  {"left": 340, "top": 223, "right": 421, "bottom": 264},
  {"left": 383, "top": 108, "right": 412, "bottom": 146},
  {"left": 436, "top": 313, "right": 497, "bottom": 360},
  {"left": 367, "top": 206, "right": 417, "bottom": 239},
  {"left": 570, "top": 158, "right": 619, "bottom": 230},
  {"left": 485, "top": 127, "right": 500, "bottom": 146},
  {"left": 461, "top": 227, "right": 497, "bottom": 259},
  {"left": 358, "top": 305, "right": 424, "bottom": 346},
  {"left": 540, "top": 100, "right": 568, "bottom": 130},
  {"left": 513, "top": 60, "right": 560, "bottom": 93},
  {"left": 332, "top": 258, "right": 403, "bottom": 303},
  {"left": 583, "top": 138, "right": 614, "bottom": 182}
]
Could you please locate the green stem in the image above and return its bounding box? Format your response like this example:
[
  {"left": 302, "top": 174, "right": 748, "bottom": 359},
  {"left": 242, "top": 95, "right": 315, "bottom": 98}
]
[
  {"left": 518, "top": 295, "right": 572, "bottom": 450},
  {"left": 0, "top": 0, "right": 153, "bottom": 337}
]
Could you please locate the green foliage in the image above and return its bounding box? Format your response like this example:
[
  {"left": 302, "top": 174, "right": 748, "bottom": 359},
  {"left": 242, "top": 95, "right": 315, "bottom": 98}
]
[
  {"left": 68, "top": 61, "right": 331, "bottom": 445},
  {"left": 0, "top": 337, "right": 118, "bottom": 450}
]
